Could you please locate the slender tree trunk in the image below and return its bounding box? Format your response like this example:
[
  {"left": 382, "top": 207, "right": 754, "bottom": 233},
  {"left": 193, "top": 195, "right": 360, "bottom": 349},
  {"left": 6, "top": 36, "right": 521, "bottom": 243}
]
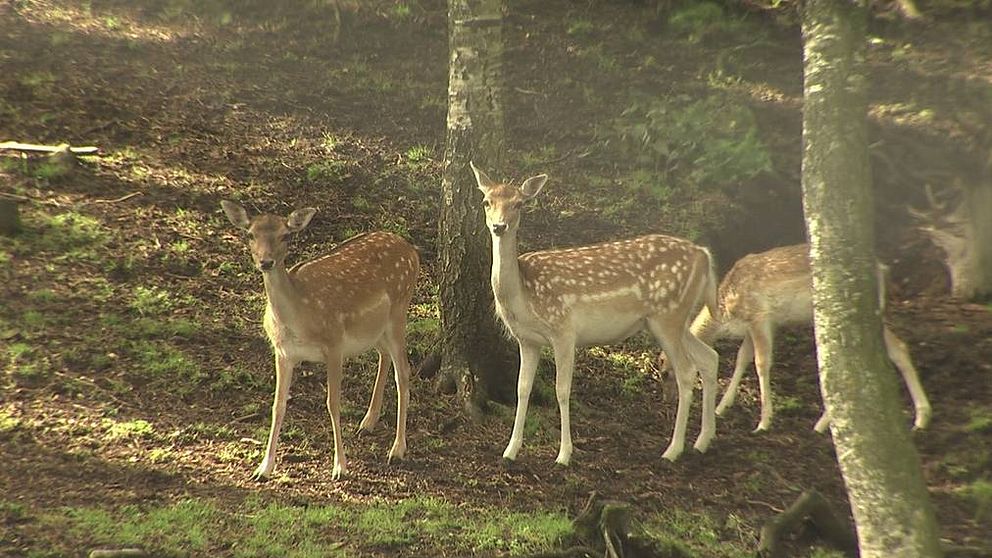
[
  {"left": 439, "top": 0, "right": 516, "bottom": 414},
  {"left": 800, "top": 1, "right": 943, "bottom": 556}
]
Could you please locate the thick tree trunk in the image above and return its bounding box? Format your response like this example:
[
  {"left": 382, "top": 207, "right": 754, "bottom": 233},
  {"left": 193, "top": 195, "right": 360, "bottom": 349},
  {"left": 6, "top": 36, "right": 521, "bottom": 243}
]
[
  {"left": 800, "top": 1, "right": 943, "bottom": 556},
  {"left": 439, "top": 0, "right": 517, "bottom": 414}
]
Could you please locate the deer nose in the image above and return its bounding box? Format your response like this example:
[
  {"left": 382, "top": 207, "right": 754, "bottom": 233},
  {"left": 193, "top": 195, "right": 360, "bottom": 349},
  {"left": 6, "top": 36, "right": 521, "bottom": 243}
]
[
  {"left": 259, "top": 260, "right": 274, "bottom": 271},
  {"left": 491, "top": 223, "right": 507, "bottom": 236}
]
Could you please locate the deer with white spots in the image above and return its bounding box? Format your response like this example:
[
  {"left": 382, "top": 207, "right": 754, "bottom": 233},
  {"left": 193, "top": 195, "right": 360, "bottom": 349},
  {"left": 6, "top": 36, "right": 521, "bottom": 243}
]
[
  {"left": 685, "top": 243, "right": 931, "bottom": 433},
  {"left": 221, "top": 200, "right": 419, "bottom": 480},
  {"left": 471, "top": 162, "right": 721, "bottom": 464}
]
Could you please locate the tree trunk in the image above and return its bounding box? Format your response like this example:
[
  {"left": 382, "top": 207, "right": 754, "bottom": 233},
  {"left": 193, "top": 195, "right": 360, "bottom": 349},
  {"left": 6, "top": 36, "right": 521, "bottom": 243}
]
[
  {"left": 800, "top": 1, "right": 943, "bottom": 557},
  {"left": 439, "top": 0, "right": 517, "bottom": 414}
]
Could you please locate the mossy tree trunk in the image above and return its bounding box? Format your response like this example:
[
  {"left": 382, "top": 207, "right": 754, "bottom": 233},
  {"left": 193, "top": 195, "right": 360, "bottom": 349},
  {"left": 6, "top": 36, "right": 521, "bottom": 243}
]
[
  {"left": 800, "top": 0, "right": 943, "bottom": 556},
  {"left": 439, "top": 0, "right": 517, "bottom": 415}
]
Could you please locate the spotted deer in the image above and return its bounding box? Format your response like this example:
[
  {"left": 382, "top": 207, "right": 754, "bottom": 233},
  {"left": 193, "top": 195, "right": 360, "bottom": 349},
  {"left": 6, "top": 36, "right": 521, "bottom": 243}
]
[
  {"left": 471, "top": 162, "right": 721, "bottom": 464},
  {"left": 221, "top": 200, "right": 419, "bottom": 480},
  {"left": 686, "top": 243, "right": 931, "bottom": 433}
]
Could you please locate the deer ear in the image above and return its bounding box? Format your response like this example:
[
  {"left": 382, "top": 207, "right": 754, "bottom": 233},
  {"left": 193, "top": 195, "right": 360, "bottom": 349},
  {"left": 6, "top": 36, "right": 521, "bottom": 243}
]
[
  {"left": 520, "top": 174, "right": 548, "bottom": 199},
  {"left": 221, "top": 200, "right": 251, "bottom": 230},
  {"left": 470, "top": 161, "right": 498, "bottom": 193},
  {"left": 287, "top": 208, "right": 317, "bottom": 232}
]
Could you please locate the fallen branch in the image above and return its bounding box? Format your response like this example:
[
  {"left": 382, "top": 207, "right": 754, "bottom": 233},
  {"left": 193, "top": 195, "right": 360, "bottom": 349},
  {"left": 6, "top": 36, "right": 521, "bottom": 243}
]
[{"left": 0, "top": 141, "right": 99, "bottom": 154}]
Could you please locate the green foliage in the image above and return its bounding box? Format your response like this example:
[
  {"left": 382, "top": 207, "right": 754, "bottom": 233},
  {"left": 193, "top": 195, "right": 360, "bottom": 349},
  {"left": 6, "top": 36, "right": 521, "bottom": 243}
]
[
  {"left": 612, "top": 94, "right": 771, "bottom": 199},
  {"left": 41, "top": 495, "right": 571, "bottom": 556},
  {"left": 961, "top": 478, "right": 992, "bottom": 522},
  {"left": 306, "top": 159, "right": 350, "bottom": 183},
  {"left": 404, "top": 144, "right": 433, "bottom": 169},
  {"left": 63, "top": 499, "right": 216, "bottom": 552},
  {"left": 965, "top": 408, "right": 992, "bottom": 433},
  {"left": 775, "top": 395, "right": 803, "bottom": 414},
  {"left": 129, "top": 285, "right": 181, "bottom": 316},
  {"left": 128, "top": 340, "right": 203, "bottom": 384},
  {"left": 19, "top": 71, "right": 56, "bottom": 93},
  {"left": 21, "top": 211, "right": 109, "bottom": 259},
  {"left": 566, "top": 19, "right": 595, "bottom": 37},
  {"left": 808, "top": 549, "right": 849, "bottom": 558},
  {"left": 645, "top": 508, "right": 753, "bottom": 557},
  {"left": 0, "top": 409, "right": 21, "bottom": 434},
  {"left": 102, "top": 418, "right": 155, "bottom": 442},
  {"left": 668, "top": 2, "right": 749, "bottom": 43},
  {"left": 32, "top": 161, "right": 70, "bottom": 181},
  {"left": 132, "top": 316, "right": 199, "bottom": 338}
]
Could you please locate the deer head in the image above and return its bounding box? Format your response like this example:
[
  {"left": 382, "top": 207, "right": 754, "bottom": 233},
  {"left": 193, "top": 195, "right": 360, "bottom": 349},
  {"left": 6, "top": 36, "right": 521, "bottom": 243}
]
[
  {"left": 470, "top": 161, "right": 548, "bottom": 237},
  {"left": 221, "top": 200, "right": 316, "bottom": 272}
]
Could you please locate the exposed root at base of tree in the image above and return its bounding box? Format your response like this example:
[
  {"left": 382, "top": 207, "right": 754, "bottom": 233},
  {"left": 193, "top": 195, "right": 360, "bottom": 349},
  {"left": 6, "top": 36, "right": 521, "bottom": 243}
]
[
  {"left": 757, "top": 490, "right": 857, "bottom": 558},
  {"left": 518, "top": 492, "right": 694, "bottom": 558}
]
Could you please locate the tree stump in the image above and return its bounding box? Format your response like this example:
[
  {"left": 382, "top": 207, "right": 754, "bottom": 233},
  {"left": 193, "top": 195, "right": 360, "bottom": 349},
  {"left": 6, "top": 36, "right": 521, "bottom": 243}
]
[{"left": 0, "top": 199, "right": 20, "bottom": 236}]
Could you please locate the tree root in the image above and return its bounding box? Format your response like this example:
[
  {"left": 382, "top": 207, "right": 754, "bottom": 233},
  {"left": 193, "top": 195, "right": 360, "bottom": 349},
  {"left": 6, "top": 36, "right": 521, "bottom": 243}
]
[
  {"left": 757, "top": 490, "right": 857, "bottom": 558},
  {"left": 518, "top": 493, "right": 693, "bottom": 558}
]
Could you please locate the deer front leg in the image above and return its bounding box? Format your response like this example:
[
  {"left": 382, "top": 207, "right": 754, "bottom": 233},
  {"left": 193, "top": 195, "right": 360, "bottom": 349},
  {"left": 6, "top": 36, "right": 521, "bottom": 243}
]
[
  {"left": 324, "top": 352, "right": 347, "bottom": 480},
  {"left": 255, "top": 354, "right": 296, "bottom": 480},
  {"left": 883, "top": 327, "right": 931, "bottom": 430},
  {"left": 551, "top": 336, "right": 577, "bottom": 466},
  {"left": 359, "top": 347, "right": 390, "bottom": 433},
  {"left": 502, "top": 340, "right": 541, "bottom": 462},
  {"left": 717, "top": 332, "right": 755, "bottom": 415}
]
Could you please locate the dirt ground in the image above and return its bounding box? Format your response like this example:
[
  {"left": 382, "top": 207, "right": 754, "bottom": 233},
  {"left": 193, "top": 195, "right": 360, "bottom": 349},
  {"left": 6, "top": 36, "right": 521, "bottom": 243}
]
[{"left": 1, "top": 1, "right": 991, "bottom": 557}]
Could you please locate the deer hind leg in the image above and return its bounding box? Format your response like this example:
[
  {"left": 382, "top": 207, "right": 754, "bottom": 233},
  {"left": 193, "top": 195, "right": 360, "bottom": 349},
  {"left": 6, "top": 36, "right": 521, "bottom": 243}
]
[
  {"left": 883, "top": 326, "right": 931, "bottom": 430},
  {"left": 750, "top": 323, "right": 775, "bottom": 432},
  {"left": 649, "top": 319, "right": 696, "bottom": 461},
  {"left": 550, "top": 334, "right": 578, "bottom": 466},
  {"left": 717, "top": 332, "right": 755, "bottom": 416},
  {"left": 503, "top": 340, "right": 541, "bottom": 462},
  {"left": 358, "top": 346, "right": 390, "bottom": 433},
  {"left": 685, "top": 330, "right": 719, "bottom": 453},
  {"left": 255, "top": 354, "right": 296, "bottom": 480},
  {"left": 383, "top": 317, "right": 412, "bottom": 462},
  {"left": 324, "top": 351, "right": 347, "bottom": 480}
]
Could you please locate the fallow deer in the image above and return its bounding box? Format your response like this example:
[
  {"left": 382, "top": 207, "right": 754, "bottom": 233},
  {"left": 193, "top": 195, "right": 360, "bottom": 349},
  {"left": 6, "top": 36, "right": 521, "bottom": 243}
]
[
  {"left": 221, "top": 200, "right": 419, "bottom": 480},
  {"left": 471, "top": 162, "right": 721, "bottom": 464},
  {"left": 685, "top": 243, "right": 931, "bottom": 433}
]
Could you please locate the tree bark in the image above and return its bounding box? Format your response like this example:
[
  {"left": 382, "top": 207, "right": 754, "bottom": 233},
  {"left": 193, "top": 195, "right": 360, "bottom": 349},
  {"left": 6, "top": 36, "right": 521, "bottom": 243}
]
[
  {"left": 800, "top": 1, "right": 943, "bottom": 556},
  {"left": 439, "top": 0, "right": 517, "bottom": 414}
]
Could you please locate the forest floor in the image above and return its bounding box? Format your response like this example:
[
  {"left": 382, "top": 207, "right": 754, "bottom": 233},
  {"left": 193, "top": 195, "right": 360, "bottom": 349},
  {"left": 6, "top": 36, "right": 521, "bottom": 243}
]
[{"left": 1, "top": 1, "right": 991, "bottom": 557}]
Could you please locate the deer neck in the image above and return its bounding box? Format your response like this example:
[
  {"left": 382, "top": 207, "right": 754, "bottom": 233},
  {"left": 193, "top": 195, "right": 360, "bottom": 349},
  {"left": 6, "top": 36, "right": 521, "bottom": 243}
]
[
  {"left": 261, "top": 265, "right": 305, "bottom": 325},
  {"left": 490, "top": 231, "right": 527, "bottom": 308}
]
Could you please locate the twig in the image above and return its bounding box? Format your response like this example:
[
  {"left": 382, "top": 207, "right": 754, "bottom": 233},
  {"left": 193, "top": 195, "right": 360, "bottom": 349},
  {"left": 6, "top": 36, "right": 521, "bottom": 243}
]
[
  {"left": 747, "top": 499, "right": 785, "bottom": 513},
  {"left": 0, "top": 192, "right": 31, "bottom": 202},
  {"left": 90, "top": 192, "right": 143, "bottom": 204}
]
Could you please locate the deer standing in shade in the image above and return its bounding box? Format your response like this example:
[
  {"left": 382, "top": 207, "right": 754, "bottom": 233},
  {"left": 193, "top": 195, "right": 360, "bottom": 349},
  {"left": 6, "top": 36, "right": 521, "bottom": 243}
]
[
  {"left": 221, "top": 200, "right": 419, "bottom": 480},
  {"left": 471, "top": 162, "right": 721, "bottom": 464},
  {"left": 685, "top": 243, "right": 931, "bottom": 433}
]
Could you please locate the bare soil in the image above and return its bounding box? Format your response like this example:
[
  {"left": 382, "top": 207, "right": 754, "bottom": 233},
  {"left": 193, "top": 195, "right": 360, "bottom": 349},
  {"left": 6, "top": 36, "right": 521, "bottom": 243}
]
[{"left": 1, "top": 1, "right": 990, "bottom": 556}]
